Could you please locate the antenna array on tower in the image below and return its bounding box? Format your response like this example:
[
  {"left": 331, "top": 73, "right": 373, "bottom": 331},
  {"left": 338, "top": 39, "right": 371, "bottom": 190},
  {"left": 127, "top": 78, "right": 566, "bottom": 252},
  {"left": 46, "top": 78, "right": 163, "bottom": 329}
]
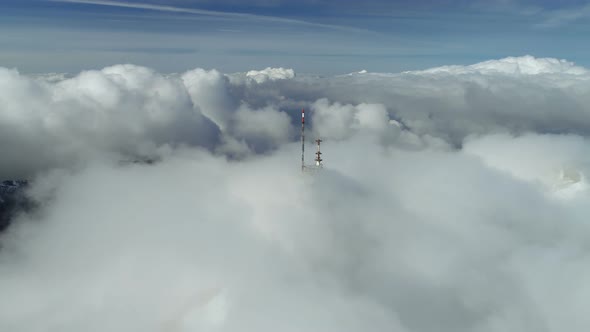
[{"left": 300, "top": 108, "right": 324, "bottom": 172}]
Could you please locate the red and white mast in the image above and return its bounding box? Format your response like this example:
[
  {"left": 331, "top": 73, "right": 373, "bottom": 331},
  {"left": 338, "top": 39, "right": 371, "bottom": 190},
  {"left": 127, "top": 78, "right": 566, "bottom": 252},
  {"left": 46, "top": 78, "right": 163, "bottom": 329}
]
[{"left": 301, "top": 108, "right": 305, "bottom": 172}]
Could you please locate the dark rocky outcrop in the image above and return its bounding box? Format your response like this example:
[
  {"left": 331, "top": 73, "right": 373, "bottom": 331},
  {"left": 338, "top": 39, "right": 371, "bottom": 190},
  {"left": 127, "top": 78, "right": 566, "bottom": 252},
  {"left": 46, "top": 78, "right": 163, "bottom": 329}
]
[{"left": 0, "top": 180, "right": 30, "bottom": 233}]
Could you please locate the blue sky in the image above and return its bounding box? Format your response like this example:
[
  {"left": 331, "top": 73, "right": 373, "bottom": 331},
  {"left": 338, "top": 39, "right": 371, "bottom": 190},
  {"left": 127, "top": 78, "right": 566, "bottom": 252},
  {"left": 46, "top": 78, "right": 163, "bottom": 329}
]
[{"left": 2, "top": 0, "right": 590, "bottom": 74}]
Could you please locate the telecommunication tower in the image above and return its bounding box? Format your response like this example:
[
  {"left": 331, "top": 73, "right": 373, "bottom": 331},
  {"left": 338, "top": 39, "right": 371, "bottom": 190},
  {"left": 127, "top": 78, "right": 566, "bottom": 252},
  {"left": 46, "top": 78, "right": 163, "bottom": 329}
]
[
  {"left": 301, "top": 108, "right": 305, "bottom": 172},
  {"left": 315, "top": 139, "right": 323, "bottom": 167},
  {"left": 300, "top": 108, "right": 324, "bottom": 172}
]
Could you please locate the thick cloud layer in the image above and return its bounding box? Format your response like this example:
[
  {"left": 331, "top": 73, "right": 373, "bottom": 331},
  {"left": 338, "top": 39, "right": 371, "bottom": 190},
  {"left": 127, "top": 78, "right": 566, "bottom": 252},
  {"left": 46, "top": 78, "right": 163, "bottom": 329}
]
[
  {"left": 0, "top": 65, "right": 220, "bottom": 178},
  {"left": 1, "top": 56, "right": 590, "bottom": 331},
  {"left": 228, "top": 55, "right": 590, "bottom": 146},
  {"left": 407, "top": 55, "right": 589, "bottom": 75},
  {"left": 4, "top": 55, "right": 590, "bottom": 178}
]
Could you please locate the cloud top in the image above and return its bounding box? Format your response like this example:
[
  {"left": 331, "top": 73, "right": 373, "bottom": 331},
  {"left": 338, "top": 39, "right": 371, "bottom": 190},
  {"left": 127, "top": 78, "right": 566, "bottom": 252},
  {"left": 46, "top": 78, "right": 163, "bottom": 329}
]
[
  {"left": 2, "top": 56, "right": 590, "bottom": 331},
  {"left": 246, "top": 67, "right": 295, "bottom": 83},
  {"left": 406, "top": 55, "right": 588, "bottom": 75}
]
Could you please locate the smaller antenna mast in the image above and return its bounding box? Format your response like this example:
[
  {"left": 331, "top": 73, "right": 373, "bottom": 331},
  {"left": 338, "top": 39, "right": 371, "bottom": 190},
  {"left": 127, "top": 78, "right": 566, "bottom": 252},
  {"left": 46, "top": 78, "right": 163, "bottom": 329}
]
[{"left": 315, "top": 139, "right": 323, "bottom": 167}]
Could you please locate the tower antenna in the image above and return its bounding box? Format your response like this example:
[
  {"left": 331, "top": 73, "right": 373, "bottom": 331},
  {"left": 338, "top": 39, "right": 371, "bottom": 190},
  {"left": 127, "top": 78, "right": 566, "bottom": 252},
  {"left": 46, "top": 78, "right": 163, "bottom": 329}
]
[
  {"left": 301, "top": 108, "right": 305, "bottom": 172},
  {"left": 315, "top": 138, "right": 323, "bottom": 167}
]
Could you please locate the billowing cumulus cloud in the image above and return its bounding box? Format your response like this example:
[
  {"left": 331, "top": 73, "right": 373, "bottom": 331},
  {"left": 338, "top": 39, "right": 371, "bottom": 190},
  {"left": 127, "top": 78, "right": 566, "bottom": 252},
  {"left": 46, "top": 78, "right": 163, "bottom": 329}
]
[
  {"left": 245, "top": 67, "right": 295, "bottom": 84},
  {"left": 464, "top": 133, "right": 590, "bottom": 198},
  {"left": 311, "top": 98, "right": 391, "bottom": 140},
  {"left": 232, "top": 56, "right": 590, "bottom": 148},
  {"left": 231, "top": 104, "right": 294, "bottom": 152},
  {"left": 406, "top": 55, "right": 589, "bottom": 75},
  {"left": 2, "top": 56, "right": 590, "bottom": 332},
  {"left": 0, "top": 65, "right": 220, "bottom": 179},
  {"left": 182, "top": 68, "right": 236, "bottom": 131}
]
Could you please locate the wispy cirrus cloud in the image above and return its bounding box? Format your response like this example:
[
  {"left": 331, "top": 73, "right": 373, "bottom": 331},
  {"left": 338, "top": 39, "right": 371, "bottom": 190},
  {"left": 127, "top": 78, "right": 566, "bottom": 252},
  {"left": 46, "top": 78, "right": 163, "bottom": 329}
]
[
  {"left": 49, "top": 0, "right": 372, "bottom": 33},
  {"left": 536, "top": 3, "right": 590, "bottom": 27}
]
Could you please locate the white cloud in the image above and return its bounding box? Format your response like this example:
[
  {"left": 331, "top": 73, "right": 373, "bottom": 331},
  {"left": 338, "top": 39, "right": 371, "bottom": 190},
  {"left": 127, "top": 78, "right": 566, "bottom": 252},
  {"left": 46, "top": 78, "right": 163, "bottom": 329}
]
[
  {"left": 246, "top": 67, "right": 295, "bottom": 84},
  {"left": 3, "top": 132, "right": 590, "bottom": 331},
  {"left": 232, "top": 104, "right": 294, "bottom": 151},
  {"left": 3, "top": 55, "right": 590, "bottom": 176},
  {"left": 2, "top": 56, "right": 590, "bottom": 331},
  {"left": 405, "top": 55, "right": 588, "bottom": 75},
  {"left": 463, "top": 133, "right": 590, "bottom": 198},
  {"left": 272, "top": 56, "right": 590, "bottom": 146},
  {"left": 0, "top": 65, "right": 220, "bottom": 178},
  {"left": 310, "top": 98, "right": 394, "bottom": 141},
  {"left": 182, "top": 68, "right": 235, "bottom": 131}
]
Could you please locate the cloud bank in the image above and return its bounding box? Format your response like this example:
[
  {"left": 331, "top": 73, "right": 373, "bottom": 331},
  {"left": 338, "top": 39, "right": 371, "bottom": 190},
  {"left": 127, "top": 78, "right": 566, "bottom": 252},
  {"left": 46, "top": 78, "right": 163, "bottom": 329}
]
[
  {"left": 406, "top": 55, "right": 588, "bottom": 75},
  {"left": 1, "top": 56, "right": 590, "bottom": 331},
  {"left": 246, "top": 67, "right": 296, "bottom": 84}
]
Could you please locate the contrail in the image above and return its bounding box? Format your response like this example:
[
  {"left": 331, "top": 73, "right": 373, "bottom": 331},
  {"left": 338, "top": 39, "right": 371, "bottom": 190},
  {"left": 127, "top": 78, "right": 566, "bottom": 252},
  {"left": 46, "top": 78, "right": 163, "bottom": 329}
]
[{"left": 49, "top": 0, "right": 372, "bottom": 33}]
